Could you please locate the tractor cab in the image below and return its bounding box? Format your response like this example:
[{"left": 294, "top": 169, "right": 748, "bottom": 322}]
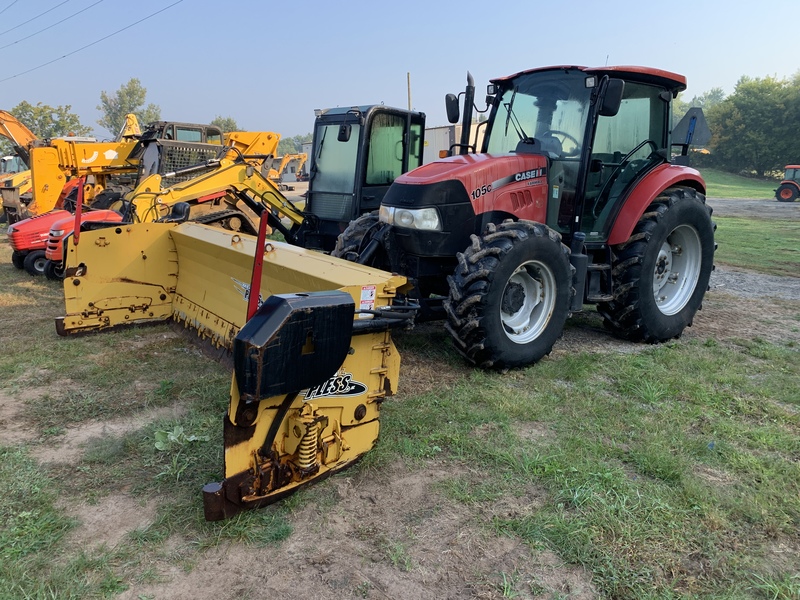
[
  {"left": 480, "top": 66, "right": 684, "bottom": 245},
  {"left": 299, "top": 105, "right": 426, "bottom": 251}
]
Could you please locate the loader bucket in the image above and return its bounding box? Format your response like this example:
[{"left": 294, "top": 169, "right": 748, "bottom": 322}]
[{"left": 56, "top": 221, "right": 408, "bottom": 517}]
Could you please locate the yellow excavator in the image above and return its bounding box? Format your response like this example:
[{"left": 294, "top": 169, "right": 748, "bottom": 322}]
[
  {"left": 0, "top": 110, "right": 37, "bottom": 221},
  {"left": 267, "top": 152, "right": 307, "bottom": 190}
]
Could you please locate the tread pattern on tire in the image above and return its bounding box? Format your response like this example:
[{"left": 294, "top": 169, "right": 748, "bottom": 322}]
[
  {"left": 331, "top": 211, "right": 380, "bottom": 262},
  {"left": 598, "top": 186, "right": 716, "bottom": 342},
  {"left": 443, "top": 220, "right": 573, "bottom": 369}
]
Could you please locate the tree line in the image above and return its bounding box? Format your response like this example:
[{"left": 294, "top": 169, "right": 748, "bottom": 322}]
[
  {"left": 674, "top": 72, "right": 800, "bottom": 177},
  {"left": 1, "top": 78, "right": 310, "bottom": 158},
  {"left": 4, "top": 74, "right": 799, "bottom": 177}
]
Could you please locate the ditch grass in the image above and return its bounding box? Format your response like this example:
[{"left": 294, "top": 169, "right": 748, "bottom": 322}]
[
  {"left": 703, "top": 168, "right": 779, "bottom": 199},
  {"left": 713, "top": 216, "right": 800, "bottom": 277},
  {"left": 2, "top": 214, "right": 800, "bottom": 599}
]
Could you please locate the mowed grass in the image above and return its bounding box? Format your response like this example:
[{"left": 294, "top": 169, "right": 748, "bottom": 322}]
[
  {"left": 1, "top": 176, "right": 799, "bottom": 600},
  {"left": 714, "top": 216, "right": 800, "bottom": 276},
  {"left": 703, "top": 167, "right": 780, "bottom": 199}
]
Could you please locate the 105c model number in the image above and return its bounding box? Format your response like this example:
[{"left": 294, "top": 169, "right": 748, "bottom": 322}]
[{"left": 471, "top": 184, "right": 492, "bottom": 200}]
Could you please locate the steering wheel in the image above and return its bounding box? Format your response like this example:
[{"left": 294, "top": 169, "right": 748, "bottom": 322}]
[{"left": 542, "top": 130, "right": 580, "bottom": 157}]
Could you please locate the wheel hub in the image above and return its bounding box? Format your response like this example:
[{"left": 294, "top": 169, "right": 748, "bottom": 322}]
[
  {"left": 652, "top": 224, "right": 702, "bottom": 316},
  {"left": 501, "top": 282, "right": 526, "bottom": 314}
]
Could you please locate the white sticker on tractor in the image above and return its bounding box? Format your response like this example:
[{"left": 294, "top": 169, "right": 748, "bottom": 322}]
[
  {"left": 359, "top": 285, "right": 376, "bottom": 317},
  {"left": 81, "top": 151, "right": 99, "bottom": 164}
]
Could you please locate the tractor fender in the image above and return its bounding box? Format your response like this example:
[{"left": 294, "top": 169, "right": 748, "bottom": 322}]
[{"left": 608, "top": 164, "right": 705, "bottom": 245}]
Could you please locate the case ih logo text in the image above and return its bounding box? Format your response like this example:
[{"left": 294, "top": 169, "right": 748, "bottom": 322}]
[
  {"left": 515, "top": 168, "right": 545, "bottom": 182},
  {"left": 304, "top": 371, "right": 368, "bottom": 400}
]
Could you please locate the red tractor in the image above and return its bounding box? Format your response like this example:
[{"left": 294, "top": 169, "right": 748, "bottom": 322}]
[
  {"left": 334, "top": 65, "right": 716, "bottom": 369},
  {"left": 775, "top": 165, "right": 800, "bottom": 202},
  {"left": 7, "top": 180, "right": 124, "bottom": 276}
]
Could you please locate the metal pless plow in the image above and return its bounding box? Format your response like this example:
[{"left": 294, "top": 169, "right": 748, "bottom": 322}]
[{"left": 57, "top": 219, "right": 412, "bottom": 520}]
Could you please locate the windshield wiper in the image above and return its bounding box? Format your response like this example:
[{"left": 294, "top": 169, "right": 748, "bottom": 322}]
[{"left": 503, "top": 87, "right": 530, "bottom": 141}]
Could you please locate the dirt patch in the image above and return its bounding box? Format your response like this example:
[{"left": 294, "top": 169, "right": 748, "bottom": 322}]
[
  {"left": 63, "top": 494, "right": 157, "bottom": 551},
  {"left": 31, "top": 404, "right": 187, "bottom": 464},
  {"left": 119, "top": 462, "right": 596, "bottom": 600}
]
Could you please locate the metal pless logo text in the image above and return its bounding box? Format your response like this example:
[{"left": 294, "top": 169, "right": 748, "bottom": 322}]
[
  {"left": 515, "top": 168, "right": 545, "bottom": 182},
  {"left": 304, "top": 370, "right": 368, "bottom": 400}
]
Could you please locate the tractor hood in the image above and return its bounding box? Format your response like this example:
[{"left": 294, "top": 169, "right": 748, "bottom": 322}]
[{"left": 384, "top": 151, "right": 550, "bottom": 225}]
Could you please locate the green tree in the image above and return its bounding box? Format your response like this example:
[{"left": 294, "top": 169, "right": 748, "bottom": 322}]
[
  {"left": 278, "top": 133, "right": 312, "bottom": 156},
  {"left": 706, "top": 75, "right": 800, "bottom": 176},
  {"left": 1, "top": 102, "right": 91, "bottom": 155},
  {"left": 97, "top": 78, "right": 161, "bottom": 136},
  {"left": 11, "top": 101, "right": 91, "bottom": 139},
  {"left": 673, "top": 87, "right": 726, "bottom": 126},
  {"left": 210, "top": 116, "right": 239, "bottom": 132}
]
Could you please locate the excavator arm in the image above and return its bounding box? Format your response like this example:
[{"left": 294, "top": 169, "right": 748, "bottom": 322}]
[
  {"left": 124, "top": 156, "right": 309, "bottom": 234},
  {"left": 0, "top": 110, "right": 36, "bottom": 167}
]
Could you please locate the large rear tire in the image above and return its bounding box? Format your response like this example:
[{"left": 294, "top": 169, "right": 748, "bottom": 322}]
[
  {"left": 23, "top": 250, "right": 47, "bottom": 276},
  {"left": 599, "top": 187, "right": 715, "bottom": 342},
  {"left": 776, "top": 183, "right": 799, "bottom": 202},
  {"left": 444, "top": 221, "right": 574, "bottom": 369}
]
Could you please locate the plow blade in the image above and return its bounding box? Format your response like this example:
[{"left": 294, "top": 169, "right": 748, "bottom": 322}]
[{"left": 57, "top": 222, "right": 408, "bottom": 518}]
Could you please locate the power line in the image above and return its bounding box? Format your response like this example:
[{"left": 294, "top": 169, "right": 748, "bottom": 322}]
[
  {"left": 0, "top": 0, "right": 71, "bottom": 37},
  {"left": 0, "top": 0, "right": 104, "bottom": 51},
  {"left": 0, "top": 1, "right": 20, "bottom": 17},
  {"left": 0, "top": 0, "right": 184, "bottom": 84}
]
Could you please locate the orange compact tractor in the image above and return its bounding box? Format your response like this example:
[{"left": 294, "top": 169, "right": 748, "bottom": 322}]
[{"left": 775, "top": 165, "right": 800, "bottom": 202}]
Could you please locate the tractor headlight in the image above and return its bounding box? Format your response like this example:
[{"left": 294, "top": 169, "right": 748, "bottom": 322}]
[
  {"left": 379, "top": 206, "right": 441, "bottom": 231},
  {"left": 50, "top": 229, "right": 65, "bottom": 237}
]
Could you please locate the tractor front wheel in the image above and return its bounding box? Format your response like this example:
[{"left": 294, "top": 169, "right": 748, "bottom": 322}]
[
  {"left": 11, "top": 250, "right": 25, "bottom": 270},
  {"left": 43, "top": 259, "right": 65, "bottom": 281},
  {"left": 23, "top": 250, "right": 47, "bottom": 276},
  {"left": 599, "top": 187, "right": 716, "bottom": 342},
  {"left": 776, "top": 183, "right": 799, "bottom": 202},
  {"left": 331, "top": 211, "right": 390, "bottom": 270},
  {"left": 444, "top": 221, "right": 573, "bottom": 369}
]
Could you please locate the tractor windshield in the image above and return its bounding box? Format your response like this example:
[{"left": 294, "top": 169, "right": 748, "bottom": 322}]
[{"left": 484, "top": 69, "right": 591, "bottom": 157}]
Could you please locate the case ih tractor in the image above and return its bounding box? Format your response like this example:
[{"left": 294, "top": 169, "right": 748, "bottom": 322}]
[
  {"left": 775, "top": 165, "right": 800, "bottom": 202},
  {"left": 334, "top": 65, "right": 716, "bottom": 369}
]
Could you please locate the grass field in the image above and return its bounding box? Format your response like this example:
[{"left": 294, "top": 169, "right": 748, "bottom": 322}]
[
  {"left": 703, "top": 168, "right": 779, "bottom": 199},
  {"left": 0, "top": 168, "right": 798, "bottom": 599}
]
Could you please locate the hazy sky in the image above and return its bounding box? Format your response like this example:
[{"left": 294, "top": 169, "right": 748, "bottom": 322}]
[{"left": 1, "top": 0, "right": 797, "bottom": 139}]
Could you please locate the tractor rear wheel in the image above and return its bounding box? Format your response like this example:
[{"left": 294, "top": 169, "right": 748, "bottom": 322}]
[
  {"left": 331, "top": 211, "right": 389, "bottom": 270},
  {"left": 599, "top": 187, "right": 715, "bottom": 342},
  {"left": 43, "top": 259, "right": 65, "bottom": 281},
  {"left": 11, "top": 250, "right": 25, "bottom": 270},
  {"left": 444, "top": 221, "right": 573, "bottom": 369},
  {"left": 23, "top": 250, "right": 47, "bottom": 276},
  {"left": 776, "top": 183, "right": 799, "bottom": 202}
]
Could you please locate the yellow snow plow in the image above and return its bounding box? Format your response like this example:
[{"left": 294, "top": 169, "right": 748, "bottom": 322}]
[{"left": 56, "top": 217, "right": 413, "bottom": 519}]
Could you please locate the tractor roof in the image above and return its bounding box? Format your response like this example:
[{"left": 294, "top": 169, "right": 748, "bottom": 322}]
[{"left": 491, "top": 65, "right": 687, "bottom": 95}]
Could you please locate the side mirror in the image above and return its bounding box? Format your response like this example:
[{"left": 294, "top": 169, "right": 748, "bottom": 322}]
[
  {"left": 599, "top": 79, "right": 624, "bottom": 117},
  {"left": 337, "top": 124, "right": 351, "bottom": 142},
  {"left": 445, "top": 93, "right": 460, "bottom": 124}
]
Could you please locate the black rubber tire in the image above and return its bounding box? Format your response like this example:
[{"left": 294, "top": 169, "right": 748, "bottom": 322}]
[
  {"left": 331, "top": 211, "right": 389, "bottom": 270},
  {"left": 23, "top": 250, "right": 47, "bottom": 276},
  {"left": 776, "top": 183, "right": 799, "bottom": 202},
  {"left": 43, "top": 259, "right": 65, "bottom": 281},
  {"left": 444, "top": 220, "right": 574, "bottom": 370},
  {"left": 598, "top": 187, "right": 716, "bottom": 342},
  {"left": 11, "top": 250, "right": 26, "bottom": 270}
]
